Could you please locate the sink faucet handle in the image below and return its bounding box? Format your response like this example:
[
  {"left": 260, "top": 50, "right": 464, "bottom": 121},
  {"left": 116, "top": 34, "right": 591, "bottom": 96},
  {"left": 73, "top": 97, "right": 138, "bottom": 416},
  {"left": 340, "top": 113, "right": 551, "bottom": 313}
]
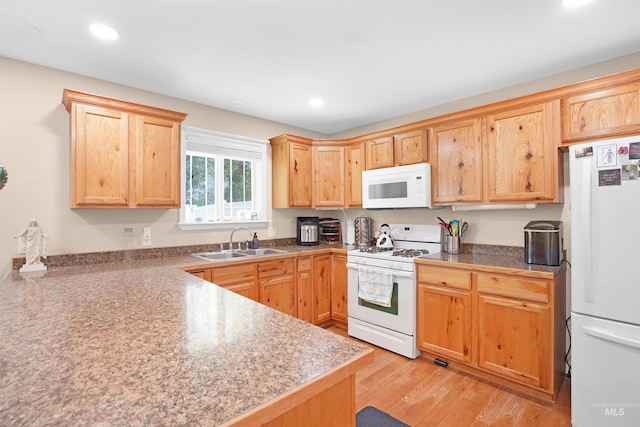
[
  {"left": 220, "top": 242, "right": 225, "bottom": 251},
  {"left": 245, "top": 240, "right": 250, "bottom": 250}
]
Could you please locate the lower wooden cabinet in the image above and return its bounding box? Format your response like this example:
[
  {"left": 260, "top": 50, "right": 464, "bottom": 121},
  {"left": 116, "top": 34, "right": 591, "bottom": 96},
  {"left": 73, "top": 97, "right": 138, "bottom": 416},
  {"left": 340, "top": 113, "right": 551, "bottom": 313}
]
[
  {"left": 330, "top": 254, "right": 348, "bottom": 324},
  {"left": 186, "top": 252, "right": 349, "bottom": 325},
  {"left": 313, "top": 255, "right": 332, "bottom": 325},
  {"left": 478, "top": 294, "right": 550, "bottom": 389},
  {"left": 416, "top": 262, "right": 566, "bottom": 402},
  {"left": 208, "top": 263, "right": 259, "bottom": 301},
  {"left": 417, "top": 265, "right": 473, "bottom": 363},
  {"left": 258, "top": 259, "right": 296, "bottom": 317},
  {"left": 417, "top": 284, "right": 472, "bottom": 363},
  {"left": 296, "top": 256, "right": 313, "bottom": 323}
]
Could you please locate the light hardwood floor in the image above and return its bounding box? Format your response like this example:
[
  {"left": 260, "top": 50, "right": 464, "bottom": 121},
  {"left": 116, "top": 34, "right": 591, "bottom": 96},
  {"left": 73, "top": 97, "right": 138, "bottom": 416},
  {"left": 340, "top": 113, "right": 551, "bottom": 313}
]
[{"left": 328, "top": 326, "right": 571, "bottom": 427}]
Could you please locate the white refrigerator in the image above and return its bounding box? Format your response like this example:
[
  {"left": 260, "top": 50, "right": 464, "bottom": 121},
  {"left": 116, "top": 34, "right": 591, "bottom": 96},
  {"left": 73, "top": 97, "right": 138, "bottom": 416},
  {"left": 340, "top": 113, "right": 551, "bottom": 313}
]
[{"left": 569, "top": 136, "right": 640, "bottom": 427}]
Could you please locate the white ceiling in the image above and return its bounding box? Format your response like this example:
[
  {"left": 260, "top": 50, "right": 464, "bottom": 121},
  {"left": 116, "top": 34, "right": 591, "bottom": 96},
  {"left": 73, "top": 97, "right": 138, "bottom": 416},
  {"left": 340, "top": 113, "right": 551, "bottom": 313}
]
[{"left": 1, "top": 0, "right": 639, "bottom": 135}]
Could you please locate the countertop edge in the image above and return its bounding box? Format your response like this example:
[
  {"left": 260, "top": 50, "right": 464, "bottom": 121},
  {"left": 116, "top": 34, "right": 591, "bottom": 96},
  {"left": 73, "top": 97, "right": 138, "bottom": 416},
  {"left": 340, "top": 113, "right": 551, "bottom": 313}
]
[
  {"left": 220, "top": 347, "right": 375, "bottom": 427},
  {"left": 415, "top": 257, "right": 566, "bottom": 279}
]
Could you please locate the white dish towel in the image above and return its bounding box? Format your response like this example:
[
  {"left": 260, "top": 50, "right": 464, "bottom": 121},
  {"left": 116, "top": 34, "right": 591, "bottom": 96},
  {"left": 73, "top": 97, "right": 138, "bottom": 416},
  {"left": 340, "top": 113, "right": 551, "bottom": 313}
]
[{"left": 358, "top": 267, "right": 393, "bottom": 307}]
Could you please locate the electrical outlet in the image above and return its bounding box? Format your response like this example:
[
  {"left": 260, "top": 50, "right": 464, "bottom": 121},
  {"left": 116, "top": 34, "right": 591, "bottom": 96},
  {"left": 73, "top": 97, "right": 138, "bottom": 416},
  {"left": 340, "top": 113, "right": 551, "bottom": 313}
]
[{"left": 142, "top": 226, "right": 152, "bottom": 246}]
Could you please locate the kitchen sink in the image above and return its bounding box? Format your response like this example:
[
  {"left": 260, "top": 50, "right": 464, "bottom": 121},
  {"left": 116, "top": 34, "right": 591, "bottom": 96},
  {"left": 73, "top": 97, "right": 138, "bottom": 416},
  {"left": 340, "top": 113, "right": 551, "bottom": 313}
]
[
  {"left": 237, "top": 248, "right": 287, "bottom": 256},
  {"left": 191, "top": 251, "right": 250, "bottom": 261},
  {"left": 191, "top": 248, "right": 287, "bottom": 261}
]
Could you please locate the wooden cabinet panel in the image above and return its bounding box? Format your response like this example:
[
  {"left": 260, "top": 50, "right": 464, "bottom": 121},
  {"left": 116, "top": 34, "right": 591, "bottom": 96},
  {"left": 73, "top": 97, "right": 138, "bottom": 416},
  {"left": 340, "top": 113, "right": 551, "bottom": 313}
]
[
  {"left": 331, "top": 255, "right": 348, "bottom": 324},
  {"left": 72, "top": 104, "right": 130, "bottom": 207},
  {"left": 209, "top": 263, "right": 259, "bottom": 301},
  {"left": 346, "top": 142, "right": 366, "bottom": 207},
  {"left": 366, "top": 131, "right": 427, "bottom": 170},
  {"left": 478, "top": 294, "right": 550, "bottom": 391},
  {"left": 189, "top": 270, "right": 206, "bottom": 279},
  {"left": 132, "top": 115, "right": 181, "bottom": 207},
  {"left": 394, "top": 129, "right": 427, "bottom": 166},
  {"left": 63, "top": 89, "right": 186, "bottom": 209},
  {"left": 417, "top": 265, "right": 472, "bottom": 290},
  {"left": 484, "top": 102, "right": 559, "bottom": 202},
  {"left": 313, "top": 145, "right": 346, "bottom": 207},
  {"left": 477, "top": 273, "right": 549, "bottom": 303},
  {"left": 289, "top": 143, "right": 313, "bottom": 207},
  {"left": 417, "top": 283, "right": 472, "bottom": 363},
  {"left": 296, "top": 257, "right": 313, "bottom": 323},
  {"left": 430, "top": 119, "right": 483, "bottom": 204},
  {"left": 260, "top": 274, "right": 297, "bottom": 317},
  {"left": 259, "top": 259, "right": 296, "bottom": 316},
  {"left": 416, "top": 261, "right": 565, "bottom": 401},
  {"left": 313, "top": 255, "right": 332, "bottom": 325},
  {"left": 270, "top": 134, "right": 313, "bottom": 208},
  {"left": 366, "top": 136, "right": 394, "bottom": 170},
  {"left": 561, "top": 82, "right": 640, "bottom": 143},
  {"left": 258, "top": 259, "right": 294, "bottom": 278}
]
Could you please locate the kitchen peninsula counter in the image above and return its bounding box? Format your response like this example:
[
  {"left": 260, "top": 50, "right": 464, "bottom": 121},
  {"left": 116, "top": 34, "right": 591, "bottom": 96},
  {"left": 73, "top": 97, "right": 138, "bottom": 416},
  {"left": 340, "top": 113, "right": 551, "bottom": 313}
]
[{"left": 0, "top": 255, "right": 373, "bottom": 426}]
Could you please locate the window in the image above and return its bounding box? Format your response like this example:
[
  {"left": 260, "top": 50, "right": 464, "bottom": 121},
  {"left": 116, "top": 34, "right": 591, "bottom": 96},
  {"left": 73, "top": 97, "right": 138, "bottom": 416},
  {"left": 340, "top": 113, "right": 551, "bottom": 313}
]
[{"left": 179, "top": 126, "right": 268, "bottom": 230}]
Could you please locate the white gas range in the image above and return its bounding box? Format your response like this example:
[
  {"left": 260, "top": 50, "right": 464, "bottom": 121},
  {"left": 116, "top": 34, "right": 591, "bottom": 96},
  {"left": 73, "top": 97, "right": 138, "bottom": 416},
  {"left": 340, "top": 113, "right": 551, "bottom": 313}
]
[{"left": 346, "top": 224, "right": 441, "bottom": 359}]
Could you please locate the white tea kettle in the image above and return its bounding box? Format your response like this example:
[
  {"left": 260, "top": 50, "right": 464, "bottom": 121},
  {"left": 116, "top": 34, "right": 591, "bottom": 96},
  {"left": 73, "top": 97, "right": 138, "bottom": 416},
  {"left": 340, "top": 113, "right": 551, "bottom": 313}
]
[{"left": 376, "top": 223, "right": 394, "bottom": 248}]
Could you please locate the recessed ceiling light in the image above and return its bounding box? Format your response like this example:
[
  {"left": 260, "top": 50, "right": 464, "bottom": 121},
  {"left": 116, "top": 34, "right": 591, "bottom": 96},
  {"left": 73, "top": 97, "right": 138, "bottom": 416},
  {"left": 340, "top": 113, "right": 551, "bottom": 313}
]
[
  {"left": 230, "top": 99, "right": 246, "bottom": 106},
  {"left": 563, "top": 0, "right": 592, "bottom": 8},
  {"left": 309, "top": 98, "right": 324, "bottom": 107},
  {"left": 90, "top": 23, "right": 119, "bottom": 41}
]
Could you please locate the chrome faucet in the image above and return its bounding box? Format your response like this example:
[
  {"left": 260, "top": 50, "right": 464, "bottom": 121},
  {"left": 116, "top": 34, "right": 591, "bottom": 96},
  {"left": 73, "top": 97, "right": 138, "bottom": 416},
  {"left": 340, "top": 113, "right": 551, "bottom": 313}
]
[{"left": 229, "top": 226, "right": 253, "bottom": 251}]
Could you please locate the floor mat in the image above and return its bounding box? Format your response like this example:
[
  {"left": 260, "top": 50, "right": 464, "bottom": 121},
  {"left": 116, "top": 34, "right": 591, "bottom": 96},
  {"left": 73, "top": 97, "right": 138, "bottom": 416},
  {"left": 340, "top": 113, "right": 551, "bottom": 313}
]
[{"left": 356, "top": 406, "right": 411, "bottom": 427}]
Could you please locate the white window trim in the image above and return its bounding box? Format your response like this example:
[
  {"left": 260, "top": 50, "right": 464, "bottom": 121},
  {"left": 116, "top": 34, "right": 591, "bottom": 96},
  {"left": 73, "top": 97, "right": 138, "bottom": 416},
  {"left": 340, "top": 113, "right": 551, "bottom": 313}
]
[{"left": 178, "top": 126, "right": 269, "bottom": 231}]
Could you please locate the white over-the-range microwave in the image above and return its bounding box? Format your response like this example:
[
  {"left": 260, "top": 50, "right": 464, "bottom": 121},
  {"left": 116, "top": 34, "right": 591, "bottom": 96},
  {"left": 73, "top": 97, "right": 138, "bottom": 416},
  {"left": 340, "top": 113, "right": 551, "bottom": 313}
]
[{"left": 362, "top": 162, "right": 436, "bottom": 209}]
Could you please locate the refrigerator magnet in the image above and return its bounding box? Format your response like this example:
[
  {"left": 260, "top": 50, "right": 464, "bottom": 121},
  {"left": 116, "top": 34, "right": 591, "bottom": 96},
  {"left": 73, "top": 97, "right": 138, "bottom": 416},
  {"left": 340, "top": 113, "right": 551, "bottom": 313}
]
[
  {"left": 621, "top": 163, "right": 638, "bottom": 181},
  {"left": 598, "top": 169, "right": 621, "bottom": 186},
  {"left": 597, "top": 144, "right": 617, "bottom": 168},
  {"left": 629, "top": 141, "right": 640, "bottom": 160}
]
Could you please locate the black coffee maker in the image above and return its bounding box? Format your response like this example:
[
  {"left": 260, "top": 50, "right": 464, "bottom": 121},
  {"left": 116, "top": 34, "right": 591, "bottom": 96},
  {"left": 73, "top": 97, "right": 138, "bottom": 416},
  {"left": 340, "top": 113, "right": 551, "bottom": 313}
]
[{"left": 297, "top": 217, "right": 319, "bottom": 246}]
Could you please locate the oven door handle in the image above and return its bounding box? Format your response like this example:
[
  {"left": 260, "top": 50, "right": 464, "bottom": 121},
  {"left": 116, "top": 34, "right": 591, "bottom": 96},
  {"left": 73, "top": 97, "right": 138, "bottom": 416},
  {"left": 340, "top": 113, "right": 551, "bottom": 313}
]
[{"left": 346, "top": 263, "right": 414, "bottom": 278}]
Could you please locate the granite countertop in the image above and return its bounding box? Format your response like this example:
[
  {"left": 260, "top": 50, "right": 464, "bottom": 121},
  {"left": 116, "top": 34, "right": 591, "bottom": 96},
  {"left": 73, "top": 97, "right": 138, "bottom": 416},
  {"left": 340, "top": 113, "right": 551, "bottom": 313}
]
[
  {"left": 0, "top": 253, "right": 372, "bottom": 426},
  {"left": 415, "top": 244, "right": 566, "bottom": 278}
]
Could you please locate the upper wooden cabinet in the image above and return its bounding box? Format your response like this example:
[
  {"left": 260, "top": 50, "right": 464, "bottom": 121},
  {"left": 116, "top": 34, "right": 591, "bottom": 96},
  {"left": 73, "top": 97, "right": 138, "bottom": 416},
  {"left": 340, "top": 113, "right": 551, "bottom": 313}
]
[
  {"left": 394, "top": 129, "right": 428, "bottom": 166},
  {"left": 346, "top": 141, "right": 366, "bottom": 207},
  {"left": 270, "top": 134, "right": 313, "bottom": 208},
  {"left": 561, "top": 82, "right": 640, "bottom": 143},
  {"left": 270, "top": 68, "right": 639, "bottom": 209},
  {"left": 365, "top": 130, "right": 428, "bottom": 170},
  {"left": 484, "top": 101, "right": 561, "bottom": 203},
  {"left": 366, "top": 135, "right": 394, "bottom": 169},
  {"left": 313, "top": 144, "right": 346, "bottom": 207},
  {"left": 430, "top": 119, "right": 483, "bottom": 204},
  {"left": 62, "top": 89, "right": 186, "bottom": 208}
]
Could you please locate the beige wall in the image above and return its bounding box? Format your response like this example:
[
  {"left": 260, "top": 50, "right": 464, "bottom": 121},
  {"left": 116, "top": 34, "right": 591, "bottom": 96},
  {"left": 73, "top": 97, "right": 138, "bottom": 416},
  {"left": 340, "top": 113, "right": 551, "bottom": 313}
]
[
  {"left": 0, "top": 57, "right": 327, "bottom": 279},
  {"left": 1, "top": 53, "right": 639, "bottom": 280}
]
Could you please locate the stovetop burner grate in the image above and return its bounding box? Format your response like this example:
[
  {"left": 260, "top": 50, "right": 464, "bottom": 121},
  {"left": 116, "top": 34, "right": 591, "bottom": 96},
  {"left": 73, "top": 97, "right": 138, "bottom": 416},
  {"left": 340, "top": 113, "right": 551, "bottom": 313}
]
[
  {"left": 358, "top": 246, "right": 393, "bottom": 254},
  {"left": 391, "top": 248, "right": 431, "bottom": 258},
  {"left": 355, "top": 246, "right": 431, "bottom": 258}
]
